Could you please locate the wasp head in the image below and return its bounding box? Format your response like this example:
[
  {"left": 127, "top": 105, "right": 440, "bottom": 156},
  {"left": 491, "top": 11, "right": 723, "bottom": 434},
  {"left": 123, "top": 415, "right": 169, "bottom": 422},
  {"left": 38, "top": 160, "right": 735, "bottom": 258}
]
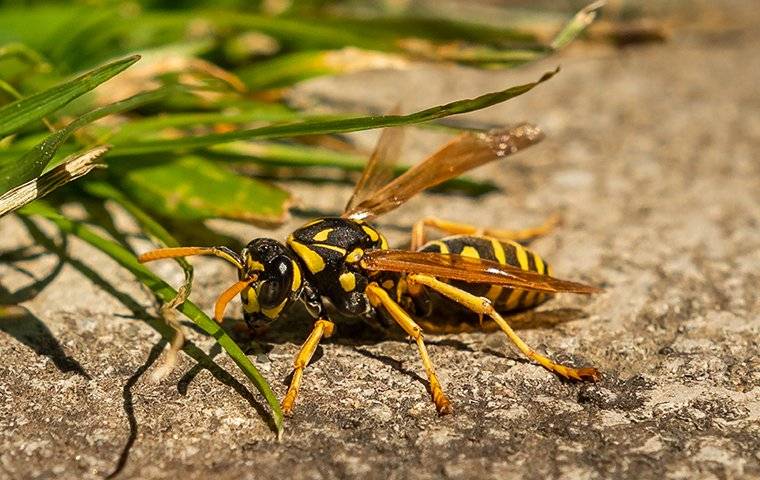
[{"left": 238, "top": 238, "right": 303, "bottom": 328}]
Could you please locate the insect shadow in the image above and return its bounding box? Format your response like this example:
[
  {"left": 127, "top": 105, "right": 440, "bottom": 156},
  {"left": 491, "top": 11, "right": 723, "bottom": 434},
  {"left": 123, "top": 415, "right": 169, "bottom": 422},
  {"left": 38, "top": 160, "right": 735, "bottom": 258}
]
[
  {"left": 15, "top": 218, "right": 276, "bottom": 476},
  {"left": 183, "top": 303, "right": 588, "bottom": 393}
]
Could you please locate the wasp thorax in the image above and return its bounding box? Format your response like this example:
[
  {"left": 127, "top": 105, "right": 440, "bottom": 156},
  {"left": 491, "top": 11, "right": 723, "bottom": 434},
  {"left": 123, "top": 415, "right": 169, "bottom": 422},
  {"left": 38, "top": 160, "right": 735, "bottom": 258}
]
[{"left": 239, "top": 238, "right": 303, "bottom": 326}]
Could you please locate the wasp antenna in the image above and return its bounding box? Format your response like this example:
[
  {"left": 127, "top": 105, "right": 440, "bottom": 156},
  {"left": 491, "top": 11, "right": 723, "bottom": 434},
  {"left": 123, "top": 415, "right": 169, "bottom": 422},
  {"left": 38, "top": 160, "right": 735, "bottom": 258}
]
[
  {"left": 138, "top": 246, "right": 244, "bottom": 269},
  {"left": 214, "top": 277, "right": 257, "bottom": 324}
]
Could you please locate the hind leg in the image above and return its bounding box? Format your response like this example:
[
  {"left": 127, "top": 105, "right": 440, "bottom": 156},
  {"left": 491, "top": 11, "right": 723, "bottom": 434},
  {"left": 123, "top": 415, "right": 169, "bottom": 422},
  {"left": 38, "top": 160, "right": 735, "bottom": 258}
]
[{"left": 407, "top": 274, "right": 599, "bottom": 381}]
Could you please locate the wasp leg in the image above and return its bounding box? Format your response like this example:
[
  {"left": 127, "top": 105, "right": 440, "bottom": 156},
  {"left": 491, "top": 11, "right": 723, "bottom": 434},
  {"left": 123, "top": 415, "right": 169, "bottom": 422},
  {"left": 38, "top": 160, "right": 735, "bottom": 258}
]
[
  {"left": 281, "top": 318, "right": 335, "bottom": 416},
  {"left": 407, "top": 274, "right": 599, "bottom": 381},
  {"left": 410, "top": 214, "right": 562, "bottom": 250},
  {"left": 365, "top": 283, "right": 453, "bottom": 415}
]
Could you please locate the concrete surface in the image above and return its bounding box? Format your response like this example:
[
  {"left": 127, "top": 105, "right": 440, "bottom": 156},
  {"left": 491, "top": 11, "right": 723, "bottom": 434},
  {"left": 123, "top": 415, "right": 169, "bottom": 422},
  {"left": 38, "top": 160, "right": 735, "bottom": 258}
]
[{"left": 1, "top": 4, "right": 759, "bottom": 480}]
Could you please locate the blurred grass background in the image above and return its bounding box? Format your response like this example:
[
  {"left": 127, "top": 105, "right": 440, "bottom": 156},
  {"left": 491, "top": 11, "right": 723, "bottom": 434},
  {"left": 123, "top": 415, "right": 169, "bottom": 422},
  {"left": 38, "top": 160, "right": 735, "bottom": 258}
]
[{"left": 0, "top": 0, "right": 661, "bottom": 434}]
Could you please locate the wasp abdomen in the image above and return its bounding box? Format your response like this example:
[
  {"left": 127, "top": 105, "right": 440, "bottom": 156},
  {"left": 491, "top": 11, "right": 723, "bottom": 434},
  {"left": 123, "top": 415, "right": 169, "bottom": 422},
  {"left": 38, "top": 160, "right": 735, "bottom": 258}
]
[{"left": 418, "top": 235, "right": 553, "bottom": 313}]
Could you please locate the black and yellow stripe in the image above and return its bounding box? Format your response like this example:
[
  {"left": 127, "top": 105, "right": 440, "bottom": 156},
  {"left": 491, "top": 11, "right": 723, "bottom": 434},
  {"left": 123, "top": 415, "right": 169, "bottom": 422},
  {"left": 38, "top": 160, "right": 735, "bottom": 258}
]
[{"left": 418, "top": 235, "right": 553, "bottom": 313}]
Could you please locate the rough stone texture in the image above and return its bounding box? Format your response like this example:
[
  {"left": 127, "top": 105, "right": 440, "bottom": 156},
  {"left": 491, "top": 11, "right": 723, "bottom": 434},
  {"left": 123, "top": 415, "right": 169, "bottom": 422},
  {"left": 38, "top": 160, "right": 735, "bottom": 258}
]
[{"left": 1, "top": 5, "right": 759, "bottom": 480}]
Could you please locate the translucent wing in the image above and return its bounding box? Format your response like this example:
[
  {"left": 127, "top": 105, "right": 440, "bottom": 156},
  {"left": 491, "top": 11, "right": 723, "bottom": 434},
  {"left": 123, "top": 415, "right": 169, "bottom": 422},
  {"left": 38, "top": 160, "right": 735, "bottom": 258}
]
[
  {"left": 344, "top": 126, "right": 405, "bottom": 214},
  {"left": 361, "top": 249, "right": 601, "bottom": 294},
  {"left": 343, "top": 123, "right": 543, "bottom": 221}
]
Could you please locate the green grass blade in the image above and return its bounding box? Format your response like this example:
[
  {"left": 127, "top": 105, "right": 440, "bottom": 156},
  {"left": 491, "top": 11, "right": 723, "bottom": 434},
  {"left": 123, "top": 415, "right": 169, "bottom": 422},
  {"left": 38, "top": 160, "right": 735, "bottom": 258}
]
[
  {"left": 17, "top": 200, "right": 284, "bottom": 436},
  {"left": 235, "top": 49, "right": 408, "bottom": 91},
  {"left": 110, "top": 155, "right": 292, "bottom": 224},
  {"left": 0, "top": 42, "right": 51, "bottom": 70},
  {"left": 83, "top": 180, "right": 196, "bottom": 383},
  {"left": 0, "top": 55, "right": 139, "bottom": 138},
  {"left": 84, "top": 180, "right": 193, "bottom": 281},
  {"left": 0, "top": 86, "right": 172, "bottom": 193},
  {"left": 110, "top": 68, "right": 557, "bottom": 156},
  {"left": 105, "top": 103, "right": 306, "bottom": 144},
  {"left": 85, "top": 180, "right": 183, "bottom": 249},
  {"left": 551, "top": 1, "right": 605, "bottom": 50}
]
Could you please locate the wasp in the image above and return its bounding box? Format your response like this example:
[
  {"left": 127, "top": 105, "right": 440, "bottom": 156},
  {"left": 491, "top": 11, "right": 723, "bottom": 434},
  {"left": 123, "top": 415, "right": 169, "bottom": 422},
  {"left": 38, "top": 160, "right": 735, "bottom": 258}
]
[{"left": 139, "top": 123, "right": 601, "bottom": 416}]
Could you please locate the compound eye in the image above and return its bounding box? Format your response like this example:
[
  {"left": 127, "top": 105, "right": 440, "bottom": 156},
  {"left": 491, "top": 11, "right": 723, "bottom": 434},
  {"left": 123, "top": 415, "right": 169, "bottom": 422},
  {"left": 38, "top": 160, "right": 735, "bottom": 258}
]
[{"left": 257, "top": 278, "right": 287, "bottom": 308}]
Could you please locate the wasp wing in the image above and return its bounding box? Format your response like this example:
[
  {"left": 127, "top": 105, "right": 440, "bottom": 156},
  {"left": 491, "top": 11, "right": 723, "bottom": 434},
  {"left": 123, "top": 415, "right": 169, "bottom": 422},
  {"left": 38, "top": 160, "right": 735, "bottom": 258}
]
[
  {"left": 343, "top": 123, "right": 543, "bottom": 221},
  {"left": 361, "top": 249, "right": 601, "bottom": 294},
  {"left": 344, "top": 126, "right": 405, "bottom": 215}
]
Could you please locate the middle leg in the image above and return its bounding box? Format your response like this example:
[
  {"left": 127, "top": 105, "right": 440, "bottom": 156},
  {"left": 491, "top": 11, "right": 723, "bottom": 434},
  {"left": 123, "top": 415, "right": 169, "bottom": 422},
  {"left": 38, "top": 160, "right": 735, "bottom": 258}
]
[{"left": 365, "top": 283, "right": 453, "bottom": 415}]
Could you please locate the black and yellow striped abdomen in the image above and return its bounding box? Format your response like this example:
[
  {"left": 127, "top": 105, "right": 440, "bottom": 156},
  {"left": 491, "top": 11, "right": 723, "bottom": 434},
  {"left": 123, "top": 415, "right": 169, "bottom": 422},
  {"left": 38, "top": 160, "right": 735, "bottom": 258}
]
[{"left": 418, "top": 235, "right": 554, "bottom": 313}]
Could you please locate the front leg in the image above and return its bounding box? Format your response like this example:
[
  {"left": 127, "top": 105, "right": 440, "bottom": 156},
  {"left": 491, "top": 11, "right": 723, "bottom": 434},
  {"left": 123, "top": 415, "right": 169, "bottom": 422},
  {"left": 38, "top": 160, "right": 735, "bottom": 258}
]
[{"left": 281, "top": 318, "right": 335, "bottom": 416}]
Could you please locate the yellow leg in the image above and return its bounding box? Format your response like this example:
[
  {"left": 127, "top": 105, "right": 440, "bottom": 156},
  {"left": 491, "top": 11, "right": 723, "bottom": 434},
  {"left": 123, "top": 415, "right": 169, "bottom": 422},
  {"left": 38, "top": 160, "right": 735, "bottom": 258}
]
[
  {"left": 281, "top": 318, "right": 335, "bottom": 416},
  {"left": 411, "top": 214, "right": 561, "bottom": 250},
  {"left": 407, "top": 274, "right": 599, "bottom": 381},
  {"left": 365, "top": 283, "right": 453, "bottom": 415}
]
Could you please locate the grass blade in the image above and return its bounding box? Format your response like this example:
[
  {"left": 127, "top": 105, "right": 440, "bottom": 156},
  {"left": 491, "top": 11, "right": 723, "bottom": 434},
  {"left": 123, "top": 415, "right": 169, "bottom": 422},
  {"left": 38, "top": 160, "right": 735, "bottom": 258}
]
[
  {"left": 84, "top": 180, "right": 195, "bottom": 382},
  {"left": 0, "top": 85, "right": 171, "bottom": 193},
  {"left": 110, "top": 155, "right": 292, "bottom": 225},
  {"left": 0, "top": 55, "right": 139, "bottom": 138},
  {"left": 16, "top": 200, "right": 285, "bottom": 436},
  {"left": 0, "top": 42, "right": 51, "bottom": 70},
  {"left": 0, "top": 145, "right": 108, "bottom": 217},
  {"left": 236, "top": 48, "right": 409, "bottom": 91},
  {"left": 110, "top": 68, "right": 558, "bottom": 156},
  {"left": 551, "top": 1, "right": 606, "bottom": 50}
]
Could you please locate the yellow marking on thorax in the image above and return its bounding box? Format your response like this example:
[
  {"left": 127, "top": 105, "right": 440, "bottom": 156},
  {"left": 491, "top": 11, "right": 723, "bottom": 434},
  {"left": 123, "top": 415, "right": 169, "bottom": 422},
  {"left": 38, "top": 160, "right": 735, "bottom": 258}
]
[
  {"left": 313, "top": 243, "right": 347, "bottom": 255},
  {"left": 291, "top": 260, "right": 302, "bottom": 291},
  {"left": 379, "top": 233, "right": 389, "bottom": 250},
  {"left": 430, "top": 240, "right": 449, "bottom": 254},
  {"left": 460, "top": 246, "right": 480, "bottom": 259},
  {"left": 346, "top": 247, "right": 364, "bottom": 263},
  {"left": 339, "top": 272, "right": 356, "bottom": 292},
  {"left": 302, "top": 218, "right": 324, "bottom": 228},
  {"left": 312, "top": 228, "right": 333, "bottom": 242},
  {"left": 262, "top": 297, "right": 288, "bottom": 319},
  {"left": 287, "top": 236, "right": 326, "bottom": 273},
  {"left": 506, "top": 240, "right": 529, "bottom": 270},
  {"left": 362, "top": 225, "right": 379, "bottom": 242}
]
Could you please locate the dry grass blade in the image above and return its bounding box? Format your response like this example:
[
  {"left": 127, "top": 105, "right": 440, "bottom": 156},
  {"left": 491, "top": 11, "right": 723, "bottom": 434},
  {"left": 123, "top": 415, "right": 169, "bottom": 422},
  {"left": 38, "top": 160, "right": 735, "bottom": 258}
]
[{"left": 0, "top": 145, "right": 109, "bottom": 217}]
